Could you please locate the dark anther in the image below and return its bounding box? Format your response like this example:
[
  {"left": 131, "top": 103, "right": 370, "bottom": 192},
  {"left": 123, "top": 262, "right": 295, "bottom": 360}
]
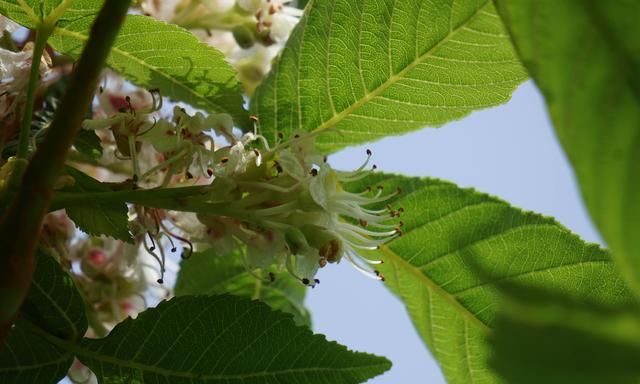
[
  {"left": 185, "top": 171, "right": 194, "bottom": 179},
  {"left": 221, "top": 157, "right": 230, "bottom": 164},
  {"left": 323, "top": 156, "right": 328, "bottom": 163},
  {"left": 302, "top": 278, "right": 310, "bottom": 285},
  {"left": 99, "top": 86, "right": 104, "bottom": 93},
  {"left": 132, "top": 174, "right": 139, "bottom": 183},
  {"left": 277, "top": 132, "right": 284, "bottom": 139},
  {"left": 314, "top": 278, "right": 320, "bottom": 285},
  {"left": 254, "top": 149, "right": 260, "bottom": 157},
  {"left": 366, "top": 149, "right": 372, "bottom": 156},
  {"left": 294, "top": 134, "right": 300, "bottom": 138},
  {"left": 157, "top": 278, "right": 164, "bottom": 284},
  {"left": 359, "top": 219, "right": 368, "bottom": 227},
  {"left": 310, "top": 168, "right": 318, "bottom": 176},
  {"left": 372, "top": 164, "right": 377, "bottom": 170},
  {"left": 374, "top": 270, "right": 380, "bottom": 276},
  {"left": 171, "top": 247, "right": 177, "bottom": 252},
  {"left": 269, "top": 272, "right": 276, "bottom": 282},
  {"left": 377, "top": 185, "right": 384, "bottom": 190},
  {"left": 207, "top": 168, "right": 214, "bottom": 177}
]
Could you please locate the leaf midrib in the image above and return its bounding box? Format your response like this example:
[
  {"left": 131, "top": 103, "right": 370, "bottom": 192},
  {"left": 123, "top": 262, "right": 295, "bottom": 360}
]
[
  {"left": 380, "top": 244, "right": 491, "bottom": 332},
  {"left": 44, "top": 331, "right": 387, "bottom": 380},
  {"left": 27, "top": 314, "right": 385, "bottom": 380},
  {"left": 310, "top": 0, "right": 492, "bottom": 134}
]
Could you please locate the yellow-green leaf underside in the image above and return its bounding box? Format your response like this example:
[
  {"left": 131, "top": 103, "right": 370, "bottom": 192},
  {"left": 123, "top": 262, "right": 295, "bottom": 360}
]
[
  {"left": 252, "top": 0, "right": 527, "bottom": 153},
  {"left": 347, "top": 173, "right": 632, "bottom": 383}
]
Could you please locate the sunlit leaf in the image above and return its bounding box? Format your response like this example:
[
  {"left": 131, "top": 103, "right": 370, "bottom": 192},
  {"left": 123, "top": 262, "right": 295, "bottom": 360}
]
[
  {"left": 252, "top": 0, "right": 526, "bottom": 152},
  {"left": 346, "top": 173, "right": 632, "bottom": 383}
]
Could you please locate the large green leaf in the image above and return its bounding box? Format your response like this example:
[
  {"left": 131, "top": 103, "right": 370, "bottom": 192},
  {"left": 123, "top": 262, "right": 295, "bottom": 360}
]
[
  {"left": 175, "top": 248, "right": 311, "bottom": 326},
  {"left": 0, "top": 249, "right": 87, "bottom": 383},
  {"left": 0, "top": 1, "right": 249, "bottom": 128},
  {"left": 76, "top": 295, "right": 389, "bottom": 383},
  {"left": 487, "top": 284, "right": 640, "bottom": 383},
  {"left": 251, "top": 0, "right": 527, "bottom": 152},
  {"left": 493, "top": 1, "right": 640, "bottom": 294},
  {"left": 345, "top": 173, "right": 632, "bottom": 383},
  {"left": 63, "top": 168, "right": 131, "bottom": 242}
]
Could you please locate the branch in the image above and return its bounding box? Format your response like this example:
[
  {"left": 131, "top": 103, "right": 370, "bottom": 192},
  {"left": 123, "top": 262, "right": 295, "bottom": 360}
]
[{"left": 0, "top": 0, "right": 132, "bottom": 346}]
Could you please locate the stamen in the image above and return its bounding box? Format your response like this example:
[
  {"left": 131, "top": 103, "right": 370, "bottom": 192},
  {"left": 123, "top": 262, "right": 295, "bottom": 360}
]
[
  {"left": 159, "top": 220, "right": 194, "bottom": 259},
  {"left": 345, "top": 252, "right": 381, "bottom": 280},
  {"left": 125, "top": 95, "right": 134, "bottom": 115},
  {"left": 143, "top": 236, "right": 165, "bottom": 284},
  {"left": 147, "top": 232, "right": 156, "bottom": 251}
]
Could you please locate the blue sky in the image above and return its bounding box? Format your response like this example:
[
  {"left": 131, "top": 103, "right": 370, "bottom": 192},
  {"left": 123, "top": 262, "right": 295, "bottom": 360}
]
[{"left": 307, "top": 81, "right": 602, "bottom": 383}]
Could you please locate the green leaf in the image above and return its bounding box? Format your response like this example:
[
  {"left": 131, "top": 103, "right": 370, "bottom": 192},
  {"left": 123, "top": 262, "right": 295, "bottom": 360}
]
[
  {"left": 0, "top": 324, "right": 72, "bottom": 384},
  {"left": 0, "top": 2, "right": 250, "bottom": 128},
  {"left": 22, "top": 249, "right": 88, "bottom": 340},
  {"left": 493, "top": 1, "right": 640, "bottom": 294},
  {"left": 175, "top": 248, "right": 311, "bottom": 326},
  {"left": 0, "top": 249, "right": 87, "bottom": 383},
  {"left": 76, "top": 295, "right": 390, "bottom": 383},
  {"left": 345, "top": 173, "right": 633, "bottom": 383},
  {"left": 51, "top": 15, "right": 250, "bottom": 129},
  {"left": 251, "top": 0, "right": 527, "bottom": 153},
  {"left": 63, "top": 168, "right": 132, "bottom": 242},
  {"left": 487, "top": 284, "right": 640, "bottom": 383}
]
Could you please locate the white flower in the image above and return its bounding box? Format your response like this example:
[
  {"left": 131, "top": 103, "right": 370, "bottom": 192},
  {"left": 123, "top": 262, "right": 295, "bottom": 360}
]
[
  {"left": 0, "top": 44, "right": 51, "bottom": 122},
  {"left": 70, "top": 237, "right": 149, "bottom": 327},
  {"left": 0, "top": 15, "right": 19, "bottom": 33},
  {"left": 237, "top": 0, "right": 302, "bottom": 42},
  {"left": 140, "top": 0, "right": 182, "bottom": 21}
]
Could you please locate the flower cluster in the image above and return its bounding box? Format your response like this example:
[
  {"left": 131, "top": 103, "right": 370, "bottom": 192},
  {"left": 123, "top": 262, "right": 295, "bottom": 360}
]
[
  {"left": 38, "top": 210, "right": 153, "bottom": 331},
  {"left": 187, "top": 131, "right": 403, "bottom": 286}
]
